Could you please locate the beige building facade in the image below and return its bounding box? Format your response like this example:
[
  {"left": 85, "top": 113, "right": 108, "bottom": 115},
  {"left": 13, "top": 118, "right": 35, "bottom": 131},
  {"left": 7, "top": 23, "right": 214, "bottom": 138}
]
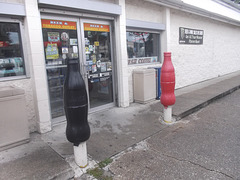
[{"left": 0, "top": 0, "right": 239, "bottom": 134}]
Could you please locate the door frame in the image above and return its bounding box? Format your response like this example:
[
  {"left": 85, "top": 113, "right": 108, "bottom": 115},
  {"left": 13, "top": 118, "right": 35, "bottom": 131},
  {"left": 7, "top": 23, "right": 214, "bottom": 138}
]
[
  {"left": 41, "top": 14, "right": 117, "bottom": 120},
  {"left": 79, "top": 18, "right": 116, "bottom": 113}
]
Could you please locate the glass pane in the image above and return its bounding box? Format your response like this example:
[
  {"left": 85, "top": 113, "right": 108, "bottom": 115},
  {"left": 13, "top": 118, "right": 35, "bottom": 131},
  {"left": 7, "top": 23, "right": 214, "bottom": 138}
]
[
  {"left": 41, "top": 19, "right": 79, "bottom": 118},
  {"left": 0, "top": 22, "right": 25, "bottom": 77},
  {"left": 126, "top": 31, "right": 159, "bottom": 65},
  {"left": 84, "top": 23, "right": 113, "bottom": 108}
]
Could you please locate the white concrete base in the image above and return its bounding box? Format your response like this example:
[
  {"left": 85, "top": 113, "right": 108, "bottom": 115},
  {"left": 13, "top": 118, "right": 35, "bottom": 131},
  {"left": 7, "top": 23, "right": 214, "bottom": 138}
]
[
  {"left": 73, "top": 142, "right": 88, "bottom": 168},
  {"left": 163, "top": 106, "right": 174, "bottom": 124}
]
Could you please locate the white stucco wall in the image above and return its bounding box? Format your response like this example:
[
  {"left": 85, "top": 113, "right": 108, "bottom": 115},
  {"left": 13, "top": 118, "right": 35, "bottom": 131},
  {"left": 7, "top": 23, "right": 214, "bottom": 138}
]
[
  {"left": 169, "top": 9, "right": 240, "bottom": 89},
  {"left": 125, "top": 0, "right": 163, "bottom": 23}
]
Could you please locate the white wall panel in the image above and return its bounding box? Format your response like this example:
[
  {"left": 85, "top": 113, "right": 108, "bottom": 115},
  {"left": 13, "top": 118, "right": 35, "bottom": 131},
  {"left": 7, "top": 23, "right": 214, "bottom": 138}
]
[{"left": 169, "top": 9, "right": 240, "bottom": 89}]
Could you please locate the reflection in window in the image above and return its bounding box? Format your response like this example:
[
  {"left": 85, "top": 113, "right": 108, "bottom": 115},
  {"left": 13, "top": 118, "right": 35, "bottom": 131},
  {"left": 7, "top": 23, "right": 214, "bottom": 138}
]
[
  {"left": 126, "top": 31, "right": 160, "bottom": 64},
  {"left": 0, "top": 22, "right": 25, "bottom": 77}
]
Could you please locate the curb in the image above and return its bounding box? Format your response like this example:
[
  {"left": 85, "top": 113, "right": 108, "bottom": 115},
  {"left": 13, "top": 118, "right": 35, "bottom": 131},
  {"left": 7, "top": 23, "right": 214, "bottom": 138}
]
[{"left": 175, "top": 85, "right": 240, "bottom": 121}]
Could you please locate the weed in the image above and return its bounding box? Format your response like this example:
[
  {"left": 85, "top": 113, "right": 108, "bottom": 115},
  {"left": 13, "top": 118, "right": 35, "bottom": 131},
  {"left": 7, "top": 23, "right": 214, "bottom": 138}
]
[
  {"left": 86, "top": 158, "right": 113, "bottom": 180},
  {"left": 98, "top": 158, "right": 113, "bottom": 168}
]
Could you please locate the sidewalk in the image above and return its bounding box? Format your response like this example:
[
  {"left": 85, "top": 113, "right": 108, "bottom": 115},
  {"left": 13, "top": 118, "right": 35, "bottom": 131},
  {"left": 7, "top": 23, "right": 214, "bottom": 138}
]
[{"left": 0, "top": 71, "right": 240, "bottom": 179}]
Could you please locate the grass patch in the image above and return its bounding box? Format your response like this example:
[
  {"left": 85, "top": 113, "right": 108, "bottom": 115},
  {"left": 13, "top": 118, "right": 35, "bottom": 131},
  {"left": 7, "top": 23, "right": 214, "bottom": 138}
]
[
  {"left": 87, "top": 158, "right": 113, "bottom": 180},
  {"left": 98, "top": 158, "right": 113, "bottom": 168},
  {"left": 87, "top": 167, "right": 103, "bottom": 178}
]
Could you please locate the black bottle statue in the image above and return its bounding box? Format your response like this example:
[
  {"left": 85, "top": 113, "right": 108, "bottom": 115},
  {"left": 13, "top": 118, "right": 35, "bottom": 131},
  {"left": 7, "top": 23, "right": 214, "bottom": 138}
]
[{"left": 64, "top": 58, "right": 90, "bottom": 146}]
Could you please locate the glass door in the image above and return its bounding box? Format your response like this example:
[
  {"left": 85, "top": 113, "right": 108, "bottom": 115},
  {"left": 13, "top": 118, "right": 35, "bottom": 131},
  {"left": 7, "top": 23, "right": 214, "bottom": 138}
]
[
  {"left": 41, "top": 18, "right": 80, "bottom": 118},
  {"left": 81, "top": 20, "right": 114, "bottom": 109}
]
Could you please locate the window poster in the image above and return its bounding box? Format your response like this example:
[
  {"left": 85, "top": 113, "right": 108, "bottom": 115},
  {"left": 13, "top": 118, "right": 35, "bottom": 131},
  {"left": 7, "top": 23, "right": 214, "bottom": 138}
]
[
  {"left": 61, "top": 32, "right": 69, "bottom": 41},
  {"left": 92, "top": 64, "right": 97, "bottom": 73},
  {"left": 48, "top": 32, "right": 60, "bottom": 42},
  {"left": 70, "top": 39, "right": 78, "bottom": 45},
  {"left": 106, "top": 62, "right": 112, "bottom": 71},
  {"left": 62, "top": 47, "right": 68, "bottom": 54},
  {"left": 89, "top": 45, "right": 93, "bottom": 51},
  {"left": 94, "top": 41, "right": 99, "bottom": 46},
  {"left": 100, "top": 62, "right": 107, "bottom": 72},
  {"left": 46, "top": 43, "right": 59, "bottom": 59},
  {"left": 73, "top": 46, "right": 78, "bottom": 53}
]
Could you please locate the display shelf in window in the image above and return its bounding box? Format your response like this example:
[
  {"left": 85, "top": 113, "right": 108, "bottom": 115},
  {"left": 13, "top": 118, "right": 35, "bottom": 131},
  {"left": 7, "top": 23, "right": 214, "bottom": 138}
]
[{"left": 0, "top": 21, "right": 26, "bottom": 78}]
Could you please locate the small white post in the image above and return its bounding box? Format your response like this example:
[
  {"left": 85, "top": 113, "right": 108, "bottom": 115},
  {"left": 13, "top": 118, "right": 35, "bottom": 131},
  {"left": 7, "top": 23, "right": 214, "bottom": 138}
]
[
  {"left": 73, "top": 141, "right": 88, "bottom": 168},
  {"left": 163, "top": 106, "right": 174, "bottom": 124}
]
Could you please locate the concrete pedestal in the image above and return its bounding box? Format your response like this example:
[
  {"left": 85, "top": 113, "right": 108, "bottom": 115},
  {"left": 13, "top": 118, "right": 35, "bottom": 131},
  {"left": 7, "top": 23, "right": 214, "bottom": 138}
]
[
  {"left": 163, "top": 106, "right": 174, "bottom": 124},
  {"left": 73, "top": 141, "right": 88, "bottom": 168}
]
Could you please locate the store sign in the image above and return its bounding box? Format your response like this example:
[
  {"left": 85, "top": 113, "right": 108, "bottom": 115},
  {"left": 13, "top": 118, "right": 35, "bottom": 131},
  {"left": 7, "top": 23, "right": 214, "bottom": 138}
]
[
  {"left": 179, "top": 27, "right": 204, "bottom": 45},
  {"left": 128, "top": 56, "right": 158, "bottom": 65},
  {"left": 84, "top": 23, "right": 109, "bottom": 32},
  {"left": 41, "top": 19, "right": 76, "bottom": 30}
]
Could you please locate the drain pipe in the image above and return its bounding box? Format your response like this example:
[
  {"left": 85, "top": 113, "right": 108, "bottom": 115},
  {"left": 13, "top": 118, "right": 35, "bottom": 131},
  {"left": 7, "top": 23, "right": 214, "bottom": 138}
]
[{"left": 160, "top": 52, "right": 176, "bottom": 123}]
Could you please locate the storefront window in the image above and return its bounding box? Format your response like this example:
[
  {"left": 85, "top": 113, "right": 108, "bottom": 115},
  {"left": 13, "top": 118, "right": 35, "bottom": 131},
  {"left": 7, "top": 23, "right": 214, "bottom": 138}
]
[
  {"left": 126, "top": 31, "right": 159, "bottom": 65},
  {"left": 0, "top": 22, "right": 25, "bottom": 77},
  {"left": 41, "top": 19, "right": 79, "bottom": 118}
]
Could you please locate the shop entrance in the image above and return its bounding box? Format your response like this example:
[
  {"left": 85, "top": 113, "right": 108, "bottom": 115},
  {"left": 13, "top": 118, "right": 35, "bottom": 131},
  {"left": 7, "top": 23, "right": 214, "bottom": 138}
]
[
  {"left": 41, "top": 17, "right": 115, "bottom": 120},
  {"left": 81, "top": 20, "right": 114, "bottom": 110}
]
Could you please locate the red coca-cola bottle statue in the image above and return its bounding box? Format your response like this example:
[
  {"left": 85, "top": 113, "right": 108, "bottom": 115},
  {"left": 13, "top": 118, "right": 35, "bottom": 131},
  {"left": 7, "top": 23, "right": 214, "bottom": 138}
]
[{"left": 160, "top": 52, "right": 176, "bottom": 123}]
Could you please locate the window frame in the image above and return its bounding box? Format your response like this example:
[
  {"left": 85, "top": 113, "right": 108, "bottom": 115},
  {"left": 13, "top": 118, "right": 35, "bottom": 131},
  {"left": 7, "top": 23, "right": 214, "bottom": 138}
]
[
  {"left": 0, "top": 17, "right": 29, "bottom": 81},
  {"left": 126, "top": 28, "right": 161, "bottom": 66}
]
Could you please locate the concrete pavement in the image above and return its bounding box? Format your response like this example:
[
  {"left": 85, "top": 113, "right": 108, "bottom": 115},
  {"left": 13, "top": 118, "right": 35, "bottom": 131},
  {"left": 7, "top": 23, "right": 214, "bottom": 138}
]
[
  {"left": 0, "top": 70, "right": 240, "bottom": 179},
  {"left": 109, "top": 87, "right": 240, "bottom": 179}
]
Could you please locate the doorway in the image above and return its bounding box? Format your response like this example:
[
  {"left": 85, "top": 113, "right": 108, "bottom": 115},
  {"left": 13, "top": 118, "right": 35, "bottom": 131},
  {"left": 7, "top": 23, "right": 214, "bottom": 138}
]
[
  {"left": 80, "top": 20, "right": 115, "bottom": 110},
  {"left": 41, "top": 17, "right": 115, "bottom": 120}
]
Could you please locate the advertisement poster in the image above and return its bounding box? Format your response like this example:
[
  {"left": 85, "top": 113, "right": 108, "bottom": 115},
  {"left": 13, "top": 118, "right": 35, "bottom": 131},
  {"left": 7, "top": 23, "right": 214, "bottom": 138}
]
[
  {"left": 73, "top": 46, "right": 78, "bottom": 53},
  {"left": 72, "top": 53, "right": 78, "bottom": 58},
  {"left": 89, "top": 45, "right": 93, "bottom": 51},
  {"left": 106, "top": 62, "right": 112, "bottom": 71},
  {"left": 85, "top": 38, "right": 90, "bottom": 45},
  {"left": 92, "top": 55, "right": 97, "bottom": 63},
  {"left": 48, "top": 32, "right": 60, "bottom": 42},
  {"left": 94, "top": 41, "right": 99, "bottom": 46},
  {"left": 85, "top": 47, "right": 89, "bottom": 54},
  {"left": 46, "top": 43, "right": 59, "bottom": 59},
  {"left": 92, "top": 64, "right": 97, "bottom": 73},
  {"left": 70, "top": 39, "right": 78, "bottom": 45},
  {"left": 61, "top": 32, "right": 69, "bottom": 41},
  {"left": 100, "top": 62, "right": 107, "bottom": 72},
  {"left": 62, "top": 47, "right": 68, "bottom": 54}
]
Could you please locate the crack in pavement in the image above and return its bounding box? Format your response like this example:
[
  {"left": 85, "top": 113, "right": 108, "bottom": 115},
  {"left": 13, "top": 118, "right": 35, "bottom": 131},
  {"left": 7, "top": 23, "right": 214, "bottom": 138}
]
[{"left": 150, "top": 147, "right": 234, "bottom": 179}]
